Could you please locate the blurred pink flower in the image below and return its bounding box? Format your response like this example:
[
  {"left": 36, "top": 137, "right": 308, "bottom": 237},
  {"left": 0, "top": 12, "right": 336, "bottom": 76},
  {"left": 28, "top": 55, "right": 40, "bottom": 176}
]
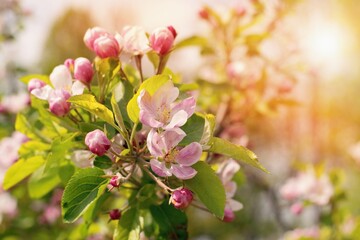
[
  {"left": 280, "top": 170, "right": 334, "bottom": 206},
  {"left": 0, "top": 192, "right": 17, "bottom": 222},
  {"left": 71, "top": 150, "right": 94, "bottom": 168},
  {"left": 74, "top": 57, "right": 94, "bottom": 85},
  {"left": 282, "top": 227, "right": 320, "bottom": 240},
  {"left": 0, "top": 92, "right": 30, "bottom": 114},
  {"left": 93, "top": 35, "right": 121, "bottom": 58},
  {"left": 138, "top": 81, "right": 195, "bottom": 130},
  {"left": 217, "top": 159, "right": 243, "bottom": 222},
  {"left": 147, "top": 128, "right": 202, "bottom": 180}
]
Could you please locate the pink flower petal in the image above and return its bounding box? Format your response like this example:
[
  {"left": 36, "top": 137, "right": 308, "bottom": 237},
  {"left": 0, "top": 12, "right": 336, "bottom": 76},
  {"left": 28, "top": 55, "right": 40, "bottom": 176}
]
[
  {"left": 147, "top": 128, "right": 186, "bottom": 157},
  {"left": 71, "top": 81, "right": 86, "bottom": 95},
  {"left": 176, "top": 142, "right": 202, "bottom": 166},
  {"left": 31, "top": 85, "right": 53, "bottom": 100},
  {"left": 162, "top": 128, "right": 186, "bottom": 150},
  {"left": 152, "top": 81, "right": 179, "bottom": 109},
  {"left": 171, "top": 96, "right": 196, "bottom": 118},
  {"left": 147, "top": 129, "right": 165, "bottom": 157},
  {"left": 49, "top": 65, "right": 72, "bottom": 91},
  {"left": 165, "top": 110, "right": 188, "bottom": 129},
  {"left": 218, "top": 159, "right": 240, "bottom": 183},
  {"left": 150, "top": 159, "right": 172, "bottom": 177},
  {"left": 227, "top": 199, "right": 243, "bottom": 211},
  {"left": 171, "top": 165, "right": 197, "bottom": 180}
]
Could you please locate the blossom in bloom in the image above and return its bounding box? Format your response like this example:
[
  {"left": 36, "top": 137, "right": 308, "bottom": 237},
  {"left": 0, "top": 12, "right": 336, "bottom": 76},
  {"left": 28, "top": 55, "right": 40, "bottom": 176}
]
[
  {"left": 39, "top": 205, "right": 61, "bottom": 225},
  {"left": 147, "top": 128, "right": 202, "bottom": 180},
  {"left": 138, "top": 81, "right": 196, "bottom": 130},
  {"left": 171, "top": 188, "right": 193, "bottom": 209},
  {"left": 120, "top": 26, "right": 150, "bottom": 55},
  {"left": 74, "top": 57, "right": 94, "bottom": 85},
  {"left": 31, "top": 65, "right": 87, "bottom": 116},
  {"left": 85, "top": 129, "right": 112, "bottom": 156},
  {"left": 290, "top": 202, "right": 303, "bottom": 215},
  {"left": 279, "top": 170, "right": 334, "bottom": 206},
  {"left": 217, "top": 159, "right": 243, "bottom": 222},
  {"left": 28, "top": 78, "right": 46, "bottom": 92},
  {"left": 149, "top": 26, "right": 177, "bottom": 56},
  {"left": 48, "top": 89, "right": 71, "bottom": 117}
]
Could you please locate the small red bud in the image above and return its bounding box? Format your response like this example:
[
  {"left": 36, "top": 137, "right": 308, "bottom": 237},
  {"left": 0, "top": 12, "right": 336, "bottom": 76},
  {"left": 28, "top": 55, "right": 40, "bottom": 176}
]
[
  {"left": 109, "top": 209, "right": 121, "bottom": 220},
  {"left": 171, "top": 188, "right": 193, "bottom": 210}
]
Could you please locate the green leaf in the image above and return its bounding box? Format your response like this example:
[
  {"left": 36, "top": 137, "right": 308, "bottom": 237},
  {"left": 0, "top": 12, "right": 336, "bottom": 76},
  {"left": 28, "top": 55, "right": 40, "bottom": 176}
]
[
  {"left": 179, "top": 113, "right": 205, "bottom": 146},
  {"left": 3, "top": 156, "right": 45, "bottom": 190},
  {"left": 20, "top": 74, "right": 51, "bottom": 85},
  {"left": 136, "top": 184, "right": 159, "bottom": 209},
  {"left": 177, "top": 83, "right": 199, "bottom": 92},
  {"left": 15, "top": 113, "right": 41, "bottom": 140},
  {"left": 209, "top": 137, "right": 269, "bottom": 173},
  {"left": 127, "top": 75, "right": 169, "bottom": 123},
  {"left": 112, "top": 80, "right": 134, "bottom": 129},
  {"left": 93, "top": 155, "right": 113, "bottom": 169},
  {"left": 62, "top": 167, "right": 108, "bottom": 223},
  {"left": 150, "top": 201, "right": 188, "bottom": 239},
  {"left": 68, "top": 94, "right": 115, "bottom": 127},
  {"left": 146, "top": 51, "right": 159, "bottom": 69},
  {"left": 114, "top": 207, "right": 141, "bottom": 240},
  {"left": 174, "top": 36, "right": 208, "bottom": 50},
  {"left": 184, "top": 161, "right": 226, "bottom": 219},
  {"left": 28, "top": 165, "right": 61, "bottom": 199}
]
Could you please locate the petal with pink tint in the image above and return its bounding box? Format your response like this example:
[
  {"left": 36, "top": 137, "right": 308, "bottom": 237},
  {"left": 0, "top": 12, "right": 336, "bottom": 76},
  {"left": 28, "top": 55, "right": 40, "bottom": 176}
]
[
  {"left": 50, "top": 65, "right": 72, "bottom": 91},
  {"left": 162, "top": 128, "right": 186, "bottom": 150},
  {"left": 147, "top": 129, "right": 165, "bottom": 157},
  {"left": 165, "top": 110, "right": 188, "bottom": 129},
  {"left": 227, "top": 199, "right": 243, "bottom": 211},
  {"left": 71, "top": 81, "right": 86, "bottom": 96},
  {"left": 171, "top": 165, "right": 197, "bottom": 180},
  {"left": 152, "top": 81, "right": 179, "bottom": 108},
  {"left": 171, "top": 96, "right": 196, "bottom": 118},
  {"left": 176, "top": 142, "right": 202, "bottom": 166},
  {"left": 31, "top": 85, "right": 53, "bottom": 100},
  {"left": 150, "top": 159, "right": 172, "bottom": 177}
]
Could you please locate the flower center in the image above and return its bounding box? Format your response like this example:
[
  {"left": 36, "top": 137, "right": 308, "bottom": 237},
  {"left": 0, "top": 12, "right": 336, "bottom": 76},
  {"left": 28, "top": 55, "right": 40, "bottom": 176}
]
[
  {"left": 164, "top": 148, "right": 179, "bottom": 166},
  {"left": 157, "top": 105, "right": 171, "bottom": 123}
]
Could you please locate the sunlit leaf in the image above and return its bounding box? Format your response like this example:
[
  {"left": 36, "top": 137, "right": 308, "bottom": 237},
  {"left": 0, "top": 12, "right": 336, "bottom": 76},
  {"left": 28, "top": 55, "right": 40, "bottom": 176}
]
[
  {"left": 3, "top": 156, "right": 45, "bottom": 190},
  {"left": 184, "top": 161, "right": 226, "bottom": 219},
  {"left": 28, "top": 165, "right": 61, "bottom": 199},
  {"left": 114, "top": 207, "right": 141, "bottom": 240},
  {"left": 209, "top": 137, "right": 269, "bottom": 173},
  {"left": 62, "top": 167, "right": 108, "bottom": 223}
]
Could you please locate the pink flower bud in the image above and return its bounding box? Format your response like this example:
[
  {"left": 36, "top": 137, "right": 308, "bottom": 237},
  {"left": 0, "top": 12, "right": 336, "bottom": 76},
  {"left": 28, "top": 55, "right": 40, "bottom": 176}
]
[
  {"left": 171, "top": 188, "right": 193, "bottom": 209},
  {"left": 64, "top": 58, "right": 75, "bottom": 71},
  {"left": 84, "top": 27, "right": 110, "bottom": 51},
  {"left": 28, "top": 78, "right": 46, "bottom": 93},
  {"left": 223, "top": 208, "right": 235, "bottom": 222},
  {"left": 85, "top": 129, "right": 111, "bottom": 156},
  {"left": 109, "top": 209, "right": 121, "bottom": 220},
  {"left": 93, "top": 35, "right": 120, "bottom": 58},
  {"left": 110, "top": 174, "right": 121, "bottom": 188},
  {"left": 74, "top": 57, "right": 94, "bottom": 85},
  {"left": 48, "top": 89, "right": 71, "bottom": 117},
  {"left": 149, "top": 26, "right": 177, "bottom": 56},
  {"left": 198, "top": 8, "right": 209, "bottom": 20}
]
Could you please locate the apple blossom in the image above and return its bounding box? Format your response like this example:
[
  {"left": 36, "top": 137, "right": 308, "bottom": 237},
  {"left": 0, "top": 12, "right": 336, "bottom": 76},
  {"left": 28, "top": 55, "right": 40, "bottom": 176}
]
[
  {"left": 282, "top": 227, "right": 320, "bottom": 240},
  {"left": 138, "top": 81, "right": 196, "bottom": 130},
  {"left": 71, "top": 150, "right": 94, "bottom": 168},
  {"left": 121, "top": 26, "right": 150, "bottom": 56},
  {"left": 85, "top": 129, "right": 112, "bottom": 156},
  {"left": 0, "top": 192, "right": 17, "bottom": 223},
  {"left": 147, "top": 128, "right": 202, "bottom": 180},
  {"left": 64, "top": 58, "right": 75, "bottom": 71},
  {"left": 171, "top": 188, "right": 193, "bottom": 209},
  {"left": 109, "top": 173, "right": 122, "bottom": 188},
  {"left": 74, "top": 57, "right": 94, "bottom": 85},
  {"left": 84, "top": 27, "right": 111, "bottom": 51},
  {"left": 149, "top": 26, "right": 177, "bottom": 56},
  {"left": 0, "top": 92, "right": 30, "bottom": 114}
]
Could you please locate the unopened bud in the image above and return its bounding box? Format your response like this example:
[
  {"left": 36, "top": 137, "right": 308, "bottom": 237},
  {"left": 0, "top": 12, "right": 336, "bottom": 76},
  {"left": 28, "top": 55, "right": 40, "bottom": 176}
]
[
  {"left": 149, "top": 26, "right": 177, "bottom": 56},
  {"left": 84, "top": 27, "right": 110, "bottom": 51},
  {"left": 223, "top": 207, "right": 235, "bottom": 222},
  {"left": 85, "top": 129, "right": 111, "bottom": 156},
  {"left": 93, "top": 35, "right": 120, "bottom": 58},
  {"left": 109, "top": 209, "right": 121, "bottom": 220},
  {"left": 64, "top": 58, "right": 75, "bottom": 71},
  {"left": 171, "top": 188, "right": 193, "bottom": 210},
  {"left": 109, "top": 174, "right": 122, "bottom": 188},
  {"left": 48, "top": 89, "right": 71, "bottom": 117},
  {"left": 74, "top": 57, "right": 94, "bottom": 85}
]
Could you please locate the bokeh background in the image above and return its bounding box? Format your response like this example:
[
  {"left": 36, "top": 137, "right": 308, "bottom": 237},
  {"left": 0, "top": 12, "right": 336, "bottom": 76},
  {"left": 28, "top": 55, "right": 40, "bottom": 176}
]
[{"left": 1, "top": 0, "right": 360, "bottom": 239}]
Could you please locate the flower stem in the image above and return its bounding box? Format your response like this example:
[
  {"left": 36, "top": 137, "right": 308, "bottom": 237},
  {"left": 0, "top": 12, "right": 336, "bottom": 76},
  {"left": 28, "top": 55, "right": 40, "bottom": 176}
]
[{"left": 135, "top": 55, "right": 144, "bottom": 83}]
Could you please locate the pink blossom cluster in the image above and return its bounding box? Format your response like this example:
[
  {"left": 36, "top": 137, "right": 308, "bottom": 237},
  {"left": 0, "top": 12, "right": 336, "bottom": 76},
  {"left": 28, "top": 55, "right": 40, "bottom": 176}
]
[
  {"left": 38, "top": 189, "right": 63, "bottom": 225},
  {"left": 138, "top": 81, "right": 202, "bottom": 180},
  {"left": 280, "top": 170, "right": 334, "bottom": 214},
  {"left": 217, "top": 159, "right": 243, "bottom": 222},
  {"left": 282, "top": 227, "right": 320, "bottom": 240},
  {"left": 29, "top": 60, "right": 93, "bottom": 116},
  {"left": 83, "top": 25, "right": 177, "bottom": 58}
]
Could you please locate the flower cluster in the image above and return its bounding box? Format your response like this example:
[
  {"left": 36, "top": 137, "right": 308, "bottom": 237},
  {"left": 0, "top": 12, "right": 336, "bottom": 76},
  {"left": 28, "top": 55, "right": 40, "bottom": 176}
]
[{"left": 280, "top": 169, "right": 334, "bottom": 214}]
